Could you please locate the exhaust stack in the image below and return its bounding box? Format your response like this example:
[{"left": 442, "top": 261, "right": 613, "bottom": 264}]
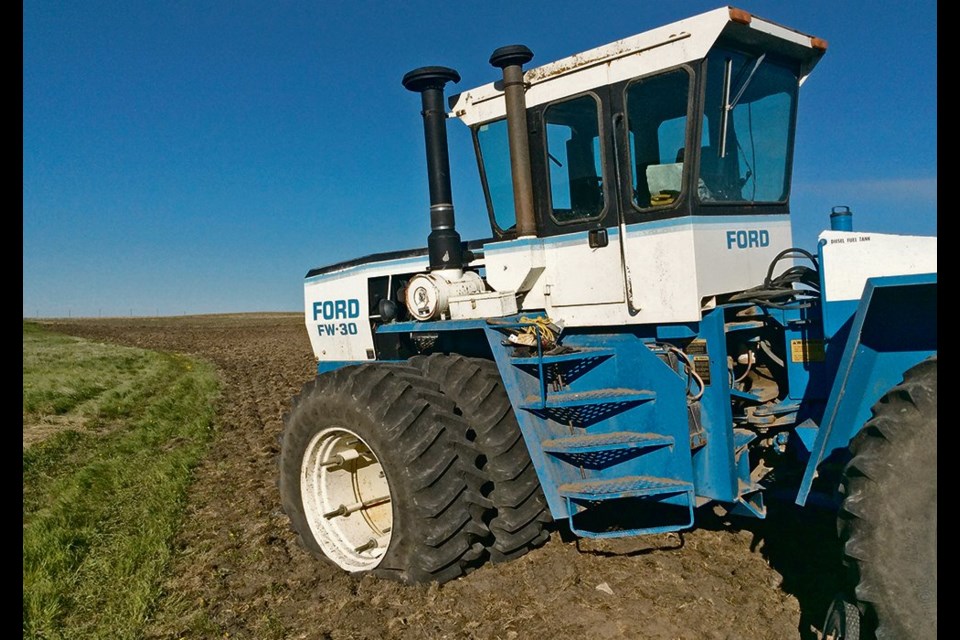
[
  {"left": 402, "top": 66, "right": 463, "bottom": 273},
  {"left": 490, "top": 45, "right": 537, "bottom": 238}
]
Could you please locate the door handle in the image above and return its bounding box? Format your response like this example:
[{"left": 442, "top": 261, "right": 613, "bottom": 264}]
[{"left": 588, "top": 228, "right": 609, "bottom": 248}]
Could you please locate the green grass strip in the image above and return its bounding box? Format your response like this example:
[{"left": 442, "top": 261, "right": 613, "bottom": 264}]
[{"left": 23, "top": 322, "right": 220, "bottom": 640}]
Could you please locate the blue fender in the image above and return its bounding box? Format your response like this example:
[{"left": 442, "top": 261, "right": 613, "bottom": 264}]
[{"left": 795, "top": 273, "right": 937, "bottom": 505}]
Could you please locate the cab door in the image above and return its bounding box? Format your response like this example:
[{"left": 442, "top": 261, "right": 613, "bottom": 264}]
[{"left": 535, "top": 87, "right": 627, "bottom": 307}]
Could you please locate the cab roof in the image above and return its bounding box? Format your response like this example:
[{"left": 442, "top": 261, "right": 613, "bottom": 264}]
[{"left": 449, "top": 6, "right": 826, "bottom": 126}]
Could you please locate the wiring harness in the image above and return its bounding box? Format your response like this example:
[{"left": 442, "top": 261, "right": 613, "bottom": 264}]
[{"left": 728, "top": 248, "right": 820, "bottom": 309}]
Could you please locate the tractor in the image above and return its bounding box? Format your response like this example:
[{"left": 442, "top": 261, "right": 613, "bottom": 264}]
[{"left": 278, "top": 7, "right": 936, "bottom": 639}]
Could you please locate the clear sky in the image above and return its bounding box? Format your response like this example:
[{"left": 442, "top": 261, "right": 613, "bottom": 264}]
[{"left": 23, "top": 0, "right": 937, "bottom": 318}]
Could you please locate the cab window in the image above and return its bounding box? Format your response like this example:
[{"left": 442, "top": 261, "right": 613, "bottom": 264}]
[
  {"left": 543, "top": 94, "right": 606, "bottom": 224},
  {"left": 624, "top": 68, "right": 693, "bottom": 210},
  {"left": 475, "top": 118, "right": 517, "bottom": 233}
]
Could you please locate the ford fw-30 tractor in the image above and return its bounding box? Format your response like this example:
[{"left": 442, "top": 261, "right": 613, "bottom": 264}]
[{"left": 279, "top": 7, "right": 936, "bottom": 639}]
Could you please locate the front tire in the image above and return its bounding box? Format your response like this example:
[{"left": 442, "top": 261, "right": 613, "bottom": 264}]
[
  {"left": 838, "top": 357, "right": 937, "bottom": 639},
  {"left": 279, "top": 364, "right": 486, "bottom": 584},
  {"left": 410, "top": 354, "right": 551, "bottom": 563}
]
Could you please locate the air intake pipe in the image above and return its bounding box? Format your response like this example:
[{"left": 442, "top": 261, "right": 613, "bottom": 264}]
[
  {"left": 402, "top": 66, "right": 463, "bottom": 273},
  {"left": 490, "top": 45, "right": 537, "bottom": 238},
  {"left": 401, "top": 66, "right": 485, "bottom": 321}
]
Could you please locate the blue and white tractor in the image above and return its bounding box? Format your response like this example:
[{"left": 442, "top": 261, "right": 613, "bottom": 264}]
[{"left": 279, "top": 7, "right": 936, "bottom": 639}]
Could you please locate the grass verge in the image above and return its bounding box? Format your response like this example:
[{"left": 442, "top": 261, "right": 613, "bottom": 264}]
[{"left": 23, "top": 321, "right": 220, "bottom": 640}]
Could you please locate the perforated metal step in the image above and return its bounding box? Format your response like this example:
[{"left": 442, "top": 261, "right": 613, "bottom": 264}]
[
  {"left": 520, "top": 388, "right": 655, "bottom": 427},
  {"left": 559, "top": 475, "right": 692, "bottom": 500},
  {"left": 543, "top": 432, "right": 674, "bottom": 468},
  {"left": 510, "top": 347, "right": 615, "bottom": 385}
]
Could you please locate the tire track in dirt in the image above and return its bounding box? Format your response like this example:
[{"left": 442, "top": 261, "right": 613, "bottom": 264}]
[{"left": 43, "top": 314, "right": 839, "bottom": 640}]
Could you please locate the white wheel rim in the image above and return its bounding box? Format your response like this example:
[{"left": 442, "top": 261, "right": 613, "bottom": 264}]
[{"left": 300, "top": 427, "right": 393, "bottom": 571}]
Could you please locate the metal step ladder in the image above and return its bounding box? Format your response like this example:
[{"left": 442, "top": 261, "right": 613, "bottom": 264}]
[{"left": 487, "top": 320, "right": 697, "bottom": 538}]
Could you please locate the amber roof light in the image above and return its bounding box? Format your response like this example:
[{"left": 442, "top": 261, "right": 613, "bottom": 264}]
[{"left": 729, "top": 8, "right": 752, "bottom": 25}]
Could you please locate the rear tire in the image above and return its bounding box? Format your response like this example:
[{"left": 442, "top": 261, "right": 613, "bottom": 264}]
[
  {"left": 823, "top": 594, "right": 861, "bottom": 640},
  {"left": 410, "top": 354, "right": 551, "bottom": 563},
  {"left": 279, "top": 363, "right": 486, "bottom": 584},
  {"left": 838, "top": 357, "right": 936, "bottom": 639}
]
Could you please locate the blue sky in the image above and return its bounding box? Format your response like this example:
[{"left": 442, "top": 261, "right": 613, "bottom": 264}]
[{"left": 23, "top": 1, "right": 937, "bottom": 318}]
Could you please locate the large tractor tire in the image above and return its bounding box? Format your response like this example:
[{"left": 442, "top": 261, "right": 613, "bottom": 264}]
[
  {"left": 410, "top": 354, "right": 551, "bottom": 563},
  {"left": 838, "top": 357, "right": 937, "bottom": 639},
  {"left": 278, "top": 363, "right": 487, "bottom": 584},
  {"left": 822, "top": 594, "right": 861, "bottom": 640}
]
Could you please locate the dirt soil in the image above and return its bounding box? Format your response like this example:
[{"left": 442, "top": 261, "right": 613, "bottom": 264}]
[{"left": 41, "top": 314, "right": 845, "bottom": 640}]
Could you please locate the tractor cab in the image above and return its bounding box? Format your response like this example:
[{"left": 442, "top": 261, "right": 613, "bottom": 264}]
[{"left": 453, "top": 7, "right": 826, "bottom": 239}]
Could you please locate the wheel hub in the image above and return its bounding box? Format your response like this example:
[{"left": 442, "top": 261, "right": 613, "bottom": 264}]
[{"left": 300, "top": 427, "right": 393, "bottom": 571}]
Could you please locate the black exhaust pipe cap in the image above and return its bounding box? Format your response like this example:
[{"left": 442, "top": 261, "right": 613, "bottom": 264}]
[
  {"left": 402, "top": 66, "right": 461, "bottom": 92},
  {"left": 490, "top": 45, "right": 534, "bottom": 69}
]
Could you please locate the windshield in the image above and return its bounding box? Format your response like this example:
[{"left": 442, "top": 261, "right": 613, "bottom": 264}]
[{"left": 701, "top": 48, "right": 799, "bottom": 204}]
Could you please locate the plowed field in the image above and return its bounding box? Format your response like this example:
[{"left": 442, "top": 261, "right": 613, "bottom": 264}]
[{"left": 41, "top": 314, "right": 842, "bottom": 640}]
